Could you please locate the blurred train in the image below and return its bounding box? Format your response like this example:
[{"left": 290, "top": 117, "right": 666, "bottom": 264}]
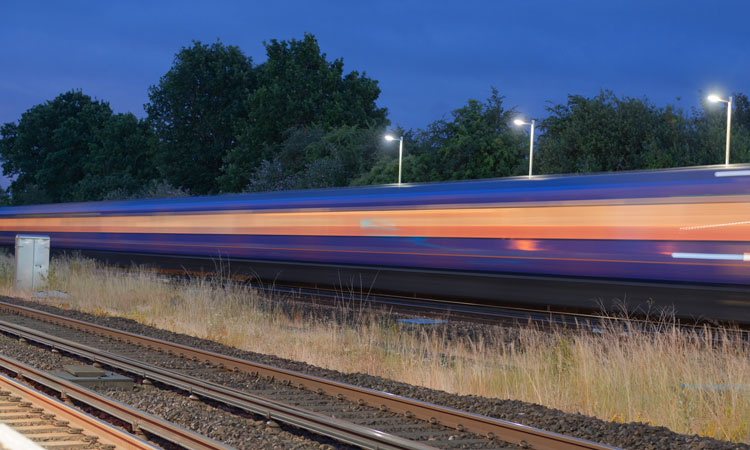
[{"left": 1, "top": 165, "right": 749, "bottom": 322}]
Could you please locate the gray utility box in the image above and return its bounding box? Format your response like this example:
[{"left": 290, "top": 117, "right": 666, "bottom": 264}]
[{"left": 15, "top": 235, "right": 50, "bottom": 290}]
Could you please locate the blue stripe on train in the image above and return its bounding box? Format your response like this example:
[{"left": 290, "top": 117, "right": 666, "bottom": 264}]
[{"left": 0, "top": 232, "right": 745, "bottom": 285}]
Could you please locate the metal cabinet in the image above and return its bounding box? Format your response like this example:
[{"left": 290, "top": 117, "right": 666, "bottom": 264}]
[{"left": 15, "top": 235, "right": 50, "bottom": 290}]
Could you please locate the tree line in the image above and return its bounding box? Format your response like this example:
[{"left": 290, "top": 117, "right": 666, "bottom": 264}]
[{"left": 1, "top": 33, "right": 748, "bottom": 205}]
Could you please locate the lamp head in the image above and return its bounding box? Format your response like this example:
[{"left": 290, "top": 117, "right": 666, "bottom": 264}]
[
  {"left": 384, "top": 135, "right": 396, "bottom": 141},
  {"left": 707, "top": 94, "right": 722, "bottom": 103},
  {"left": 513, "top": 119, "right": 527, "bottom": 126}
]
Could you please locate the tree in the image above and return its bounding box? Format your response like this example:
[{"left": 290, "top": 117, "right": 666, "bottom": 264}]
[
  {"left": 350, "top": 153, "right": 422, "bottom": 186},
  {"left": 537, "top": 90, "right": 704, "bottom": 174},
  {"left": 146, "top": 40, "right": 255, "bottom": 194},
  {"left": 102, "top": 180, "right": 189, "bottom": 201},
  {"left": 731, "top": 93, "right": 750, "bottom": 132},
  {"left": 354, "top": 89, "right": 526, "bottom": 185},
  {"left": 0, "top": 187, "right": 9, "bottom": 206},
  {"left": 300, "top": 126, "right": 384, "bottom": 186},
  {"left": 415, "top": 89, "right": 526, "bottom": 181},
  {"left": 0, "top": 91, "right": 113, "bottom": 204},
  {"left": 0, "top": 91, "right": 162, "bottom": 205},
  {"left": 221, "top": 33, "right": 388, "bottom": 191},
  {"left": 247, "top": 125, "right": 385, "bottom": 192},
  {"left": 695, "top": 93, "right": 750, "bottom": 165},
  {"left": 73, "top": 113, "right": 158, "bottom": 201}
]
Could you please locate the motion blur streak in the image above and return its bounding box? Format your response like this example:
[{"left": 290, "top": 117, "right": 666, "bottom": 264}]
[
  {"left": 671, "top": 253, "right": 747, "bottom": 261},
  {"left": 1, "top": 197, "right": 748, "bottom": 241},
  {"left": 714, "top": 170, "right": 750, "bottom": 177},
  {"left": 1, "top": 165, "right": 749, "bottom": 321}
]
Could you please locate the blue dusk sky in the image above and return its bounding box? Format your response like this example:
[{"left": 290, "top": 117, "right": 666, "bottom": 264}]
[{"left": 1, "top": 1, "right": 748, "bottom": 133}]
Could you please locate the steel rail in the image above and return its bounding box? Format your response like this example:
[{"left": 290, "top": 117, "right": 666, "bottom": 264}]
[
  {"left": 257, "top": 284, "right": 750, "bottom": 336},
  {"left": 0, "top": 300, "right": 620, "bottom": 450},
  {"left": 0, "top": 316, "right": 437, "bottom": 450},
  {"left": 0, "top": 368, "right": 160, "bottom": 450},
  {"left": 254, "top": 283, "right": 605, "bottom": 328}
]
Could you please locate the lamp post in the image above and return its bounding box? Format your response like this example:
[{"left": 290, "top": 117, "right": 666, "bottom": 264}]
[
  {"left": 707, "top": 94, "right": 733, "bottom": 165},
  {"left": 514, "top": 118, "right": 536, "bottom": 177},
  {"left": 384, "top": 134, "right": 404, "bottom": 185}
]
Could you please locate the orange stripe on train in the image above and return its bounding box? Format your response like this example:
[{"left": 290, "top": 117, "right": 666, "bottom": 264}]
[{"left": 1, "top": 199, "right": 749, "bottom": 241}]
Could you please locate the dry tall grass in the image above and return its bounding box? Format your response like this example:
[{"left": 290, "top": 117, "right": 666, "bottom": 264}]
[{"left": 0, "top": 254, "right": 747, "bottom": 443}]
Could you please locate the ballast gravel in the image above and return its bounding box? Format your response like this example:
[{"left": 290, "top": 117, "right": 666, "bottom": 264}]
[
  {"left": 100, "top": 385, "right": 346, "bottom": 450},
  {"left": 1, "top": 295, "right": 747, "bottom": 450},
  {"left": 0, "top": 324, "right": 352, "bottom": 449}
]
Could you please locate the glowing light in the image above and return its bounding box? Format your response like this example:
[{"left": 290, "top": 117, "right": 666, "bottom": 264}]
[
  {"left": 509, "top": 239, "right": 540, "bottom": 252},
  {"left": 671, "top": 252, "right": 749, "bottom": 261},
  {"left": 384, "top": 135, "right": 396, "bottom": 141},
  {"left": 707, "top": 94, "right": 723, "bottom": 103}
]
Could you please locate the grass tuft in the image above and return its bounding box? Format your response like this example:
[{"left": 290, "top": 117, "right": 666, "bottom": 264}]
[{"left": 0, "top": 253, "right": 748, "bottom": 443}]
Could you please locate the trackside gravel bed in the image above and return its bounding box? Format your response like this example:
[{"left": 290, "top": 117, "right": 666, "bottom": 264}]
[{"left": 1, "top": 296, "right": 745, "bottom": 450}]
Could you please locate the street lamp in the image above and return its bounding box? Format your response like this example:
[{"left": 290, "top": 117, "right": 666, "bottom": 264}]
[
  {"left": 514, "top": 118, "right": 536, "bottom": 177},
  {"left": 707, "top": 94, "right": 733, "bottom": 165},
  {"left": 384, "top": 134, "right": 404, "bottom": 185}
]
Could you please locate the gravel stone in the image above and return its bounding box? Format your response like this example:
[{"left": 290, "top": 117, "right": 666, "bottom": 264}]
[
  {"left": 0, "top": 326, "right": 354, "bottom": 449},
  {"left": 1, "top": 295, "right": 747, "bottom": 450}
]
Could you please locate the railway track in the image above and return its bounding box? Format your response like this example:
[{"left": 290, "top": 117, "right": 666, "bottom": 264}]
[
  {"left": 0, "top": 299, "right": 619, "bottom": 450},
  {"left": 254, "top": 283, "right": 607, "bottom": 327},
  {"left": 0, "top": 354, "right": 234, "bottom": 450},
  {"left": 256, "top": 283, "right": 750, "bottom": 340},
  {"left": 0, "top": 367, "right": 159, "bottom": 449}
]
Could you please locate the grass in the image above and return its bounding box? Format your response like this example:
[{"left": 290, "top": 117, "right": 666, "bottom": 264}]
[{"left": 0, "top": 253, "right": 748, "bottom": 443}]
